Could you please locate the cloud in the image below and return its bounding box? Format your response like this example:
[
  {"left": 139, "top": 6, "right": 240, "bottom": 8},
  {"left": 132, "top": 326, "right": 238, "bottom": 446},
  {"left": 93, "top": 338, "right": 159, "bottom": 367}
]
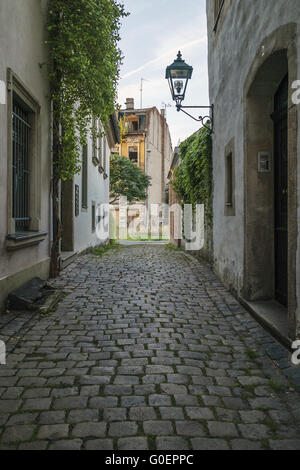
[{"left": 121, "top": 37, "right": 207, "bottom": 80}]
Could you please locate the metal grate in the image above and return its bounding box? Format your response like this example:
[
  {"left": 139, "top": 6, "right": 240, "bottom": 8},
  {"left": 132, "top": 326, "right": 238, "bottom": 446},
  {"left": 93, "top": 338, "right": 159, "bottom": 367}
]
[{"left": 12, "top": 99, "right": 31, "bottom": 231}]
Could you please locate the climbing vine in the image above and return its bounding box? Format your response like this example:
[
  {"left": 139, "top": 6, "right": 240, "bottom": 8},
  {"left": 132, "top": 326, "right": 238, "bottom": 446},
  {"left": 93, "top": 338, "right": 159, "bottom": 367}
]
[
  {"left": 172, "top": 127, "right": 213, "bottom": 224},
  {"left": 46, "top": 0, "right": 128, "bottom": 276}
]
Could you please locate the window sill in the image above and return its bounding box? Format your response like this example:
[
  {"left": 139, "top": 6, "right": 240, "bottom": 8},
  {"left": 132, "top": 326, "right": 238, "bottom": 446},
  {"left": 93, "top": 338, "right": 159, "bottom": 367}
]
[{"left": 6, "top": 231, "right": 48, "bottom": 251}]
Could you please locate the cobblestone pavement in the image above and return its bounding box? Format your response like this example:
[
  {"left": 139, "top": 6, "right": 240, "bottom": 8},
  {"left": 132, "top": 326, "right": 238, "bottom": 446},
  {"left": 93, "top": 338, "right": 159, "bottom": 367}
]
[{"left": 0, "top": 244, "right": 300, "bottom": 450}]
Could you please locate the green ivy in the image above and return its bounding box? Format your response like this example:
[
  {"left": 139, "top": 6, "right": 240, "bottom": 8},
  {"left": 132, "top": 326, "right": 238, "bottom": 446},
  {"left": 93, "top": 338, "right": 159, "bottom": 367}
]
[
  {"left": 46, "top": 0, "right": 128, "bottom": 276},
  {"left": 110, "top": 154, "right": 151, "bottom": 204},
  {"left": 172, "top": 127, "right": 213, "bottom": 224},
  {"left": 47, "top": 0, "right": 128, "bottom": 180}
]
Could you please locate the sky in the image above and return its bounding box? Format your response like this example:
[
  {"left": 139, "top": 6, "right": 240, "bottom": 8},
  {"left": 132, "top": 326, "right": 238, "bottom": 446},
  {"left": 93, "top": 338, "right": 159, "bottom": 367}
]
[{"left": 117, "top": 0, "right": 209, "bottom": 149}]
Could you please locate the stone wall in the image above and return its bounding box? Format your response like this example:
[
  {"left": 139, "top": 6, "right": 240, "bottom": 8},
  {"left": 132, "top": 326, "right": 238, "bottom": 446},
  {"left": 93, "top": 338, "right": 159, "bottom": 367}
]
[{"left": 206, "top": 0, "right": 300, "bottom": 336}]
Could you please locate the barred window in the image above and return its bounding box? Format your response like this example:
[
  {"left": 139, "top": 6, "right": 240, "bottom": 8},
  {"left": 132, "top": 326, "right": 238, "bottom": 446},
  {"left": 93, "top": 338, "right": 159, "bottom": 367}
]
[
  {"left": 82, "top": 144, "right": 88, "bottom": 210},
  {"left": 12, "top": 96, "right": 31, "bottom": 232}
]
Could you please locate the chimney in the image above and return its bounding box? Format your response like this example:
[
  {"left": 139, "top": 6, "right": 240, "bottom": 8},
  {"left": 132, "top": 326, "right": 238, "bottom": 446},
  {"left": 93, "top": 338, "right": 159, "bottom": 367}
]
[{"left": 125, "top": 98, "right": 134, "bottom": 110}]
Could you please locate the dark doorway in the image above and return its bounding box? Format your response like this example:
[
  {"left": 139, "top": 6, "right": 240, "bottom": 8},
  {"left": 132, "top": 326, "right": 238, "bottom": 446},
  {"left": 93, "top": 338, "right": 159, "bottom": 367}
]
[{"left": 273, "top": 74, "right": 288, "bottom": 307}]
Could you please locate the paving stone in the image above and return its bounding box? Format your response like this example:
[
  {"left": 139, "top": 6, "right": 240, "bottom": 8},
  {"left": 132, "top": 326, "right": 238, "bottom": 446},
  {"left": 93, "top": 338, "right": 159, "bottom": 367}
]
[
  {"left": 0, "top": 400, "right": 22, "bottom": 412},
  {"left": 175, "top": 421, "right": 205, "bottom": 437},
  {"left": 161, "top": 384, "right": 188, "bottom": 395},
  {"left": 156, "top": 437, "right": 190, "bottom": 450},
  {"left": 238, "top": 423, "right": 270, "bottom": 439},
  {"left": 23, "top": 398, "right": 52, "bottom": 411},
  {"left": 49, "top": 439, "right": 83, "bottom": 450},
  {"left": 231, "top": 439, "right": 263, "bottom": 450},
  {"left": 85, "top": 439, "right": 114, "bottom": 450},
  {"left": 208, "top": 421, "right": 239, "bottom": 438},
  {"left": 1, "top": 425, "right": 36, "bottom": 443},
  {"left": 149, "top": 394, "right": 172, "bottom": 406},
  {"left": 23, "top": 388, "right": 51, "bottom": 399},
  {"left": 269, "top": 440, "right": 300, "bottom": 450},
  {"left": 67, "top": 409, "right": 99, "bottom": 423},
  {"left": 72, "top": 422, "right": 107, "bottom": 438},
  {"left": 114, "top": 376, "right": 140, "bottom": 385},
  {"left": 38, "top": 411, "right": 66, "bottom": 424},
  {"left": 159, "top": 407, "right": 185, "bottom": 420},
  {"left": 144, "top": 420, "right": 173, "bottom": 435},
  {"left": 239, "top": 410, "right": 266, "bottom": 424},
  {"left": 118, "top": 437, "right": 148, "bottom": 450},
  {"left": 185, "top": 407, "right": 214, "bottom": 421},
  {"left": 103, "top": 408, "right": 127, "bottom": 422},
  {"left": 191, "top": 438, "right": 230, "bottom": 450},
  {"left": 222, "top": 397, "right": 248, "bottom": 410},
  {"left": 53, "top": 397, "right": 88, "bottom": 410},
  {"left": 89, "top": 397, "right": 118, "bottom": 408},
  {"left": 174, "top": 394, "right": 198, "bottom": 406},
  {"left": 7, "top": 413, "right": 38, "bottom": 426},
  {"left": 37, "top": 424, "right": 69, "bottom": 440},
  {"left": 108, "top": 421, "right": 138, "bottom": 437}
]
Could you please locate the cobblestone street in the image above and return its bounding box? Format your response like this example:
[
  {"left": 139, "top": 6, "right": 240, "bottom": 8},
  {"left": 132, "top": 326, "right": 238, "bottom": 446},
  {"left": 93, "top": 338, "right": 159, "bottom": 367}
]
[{"left": 0, "top": 245, "right": 300, "bottom": 450}]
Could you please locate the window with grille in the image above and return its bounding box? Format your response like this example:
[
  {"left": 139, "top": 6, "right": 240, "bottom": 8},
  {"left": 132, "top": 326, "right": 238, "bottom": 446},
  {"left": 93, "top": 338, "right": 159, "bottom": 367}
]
[
  {"left": 103, "top": 134, "right": 107, "bottom": 175},
  {"left": 225, "top": 152, "right": 233, "bottom": 207},
  {"left": 82, "top": 144, "right": 88, "bottom": 209},
  {"left": 92, "top": 118, "right": 102, "bottom": 167},
  {"left": 12, "top": 97, "right": 31, "bottom": 232}
]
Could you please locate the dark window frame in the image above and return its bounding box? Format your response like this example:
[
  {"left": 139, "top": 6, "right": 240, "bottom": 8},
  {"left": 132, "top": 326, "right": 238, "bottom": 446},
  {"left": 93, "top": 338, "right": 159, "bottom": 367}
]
[
  {"left": 12, "top": 95, "right": 31, "bottom": 232},
  {"left": 128, "top": 146, "right": 138, "bottom": 164},
  {"left": 82, "top": 144, "right": 88, "bottom": 210}
]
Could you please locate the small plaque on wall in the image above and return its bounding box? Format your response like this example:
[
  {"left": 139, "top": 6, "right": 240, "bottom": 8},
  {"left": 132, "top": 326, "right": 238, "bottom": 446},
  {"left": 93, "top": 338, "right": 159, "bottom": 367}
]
[
  {"left": 258, "top": 152, "right": 271, "bottom": 173},
  {"left": 75, "top": 185, "right": 79, "bottom": 217}
]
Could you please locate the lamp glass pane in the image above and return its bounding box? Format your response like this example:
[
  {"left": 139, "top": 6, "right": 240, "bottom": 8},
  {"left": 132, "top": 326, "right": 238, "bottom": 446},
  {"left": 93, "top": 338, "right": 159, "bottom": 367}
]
[
  {"left": 172, "top": 77, "right": 188, "bottom": 97},
  {"left": 170, "top": 69, "right": 190, "bottom": 79}
]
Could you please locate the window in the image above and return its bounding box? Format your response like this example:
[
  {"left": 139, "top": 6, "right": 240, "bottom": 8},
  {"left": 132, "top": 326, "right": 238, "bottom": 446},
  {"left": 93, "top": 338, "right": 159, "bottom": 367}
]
[
  {"left": 92, "top": 118, "right": 102, "bottom": 167},
  {"left": 12, "top": 97, "right": 31, "bottom": 231},
  {"left": 225, "top": 153, "right": 233, "bottom": 207},
  {"left": 224, "top": 145, "right": 235, "bottom": 217},
  {"left": 7, "top": 69, "right": 46, "bottom": 247},
  {"left": 82, "top": 144, "right": 88, "bottom": 209},
  {"left": 213, "top": 0, "right": 225, "bottom": 32},
  {"left": 92, "top": 201, "right": 96, "bottom": 232},
  {"left": 129, "top": 146, "right": 138, "bottom": 163},
  {"left": 139, "top": 115, "right": 146, "bottom": 131},
  {"left": 103, "top": 134, "right": 107, "bottom": 176}
]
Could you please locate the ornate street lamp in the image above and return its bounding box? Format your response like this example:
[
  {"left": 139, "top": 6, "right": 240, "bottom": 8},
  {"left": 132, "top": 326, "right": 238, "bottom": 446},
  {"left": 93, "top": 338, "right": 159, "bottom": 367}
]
[{"left": 165, "top": 51, "right": 214, "bottom": 133}]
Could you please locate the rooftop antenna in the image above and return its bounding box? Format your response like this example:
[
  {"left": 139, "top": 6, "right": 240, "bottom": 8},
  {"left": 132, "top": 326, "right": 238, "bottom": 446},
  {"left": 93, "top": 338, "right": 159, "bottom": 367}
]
[
  {"left": 140, "top": 78, "right": 149, "bottom": 108},
  {"left": 161, "top": 102, "right": 172, "bottom": 119}
]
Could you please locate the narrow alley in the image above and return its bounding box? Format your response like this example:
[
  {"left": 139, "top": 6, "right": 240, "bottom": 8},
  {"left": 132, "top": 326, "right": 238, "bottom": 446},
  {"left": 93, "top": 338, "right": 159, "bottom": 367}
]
[{"left": 0, "top": 245, "right": 299, "bottom": 450}]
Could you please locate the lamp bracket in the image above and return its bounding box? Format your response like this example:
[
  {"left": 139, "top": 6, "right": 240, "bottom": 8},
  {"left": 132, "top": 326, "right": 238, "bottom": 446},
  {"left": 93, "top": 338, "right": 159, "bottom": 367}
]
[{"left": 176, "top": 104, "right": 214, "bottom": 134}]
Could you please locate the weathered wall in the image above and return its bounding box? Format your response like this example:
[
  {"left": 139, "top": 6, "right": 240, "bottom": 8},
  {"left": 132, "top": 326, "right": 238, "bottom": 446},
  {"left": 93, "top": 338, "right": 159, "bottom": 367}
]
[
  {"left": 206, "top": 0, "right": 300, "bottom": 334},
  {"left": 146, "top": 108, "right": 173, "bottom": 206},
  {"left": 0, "top": 0, "right": 51, "bottom": 311},
  {"left": 73, "top": 135, "right": 110, "bottom": 253}
]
